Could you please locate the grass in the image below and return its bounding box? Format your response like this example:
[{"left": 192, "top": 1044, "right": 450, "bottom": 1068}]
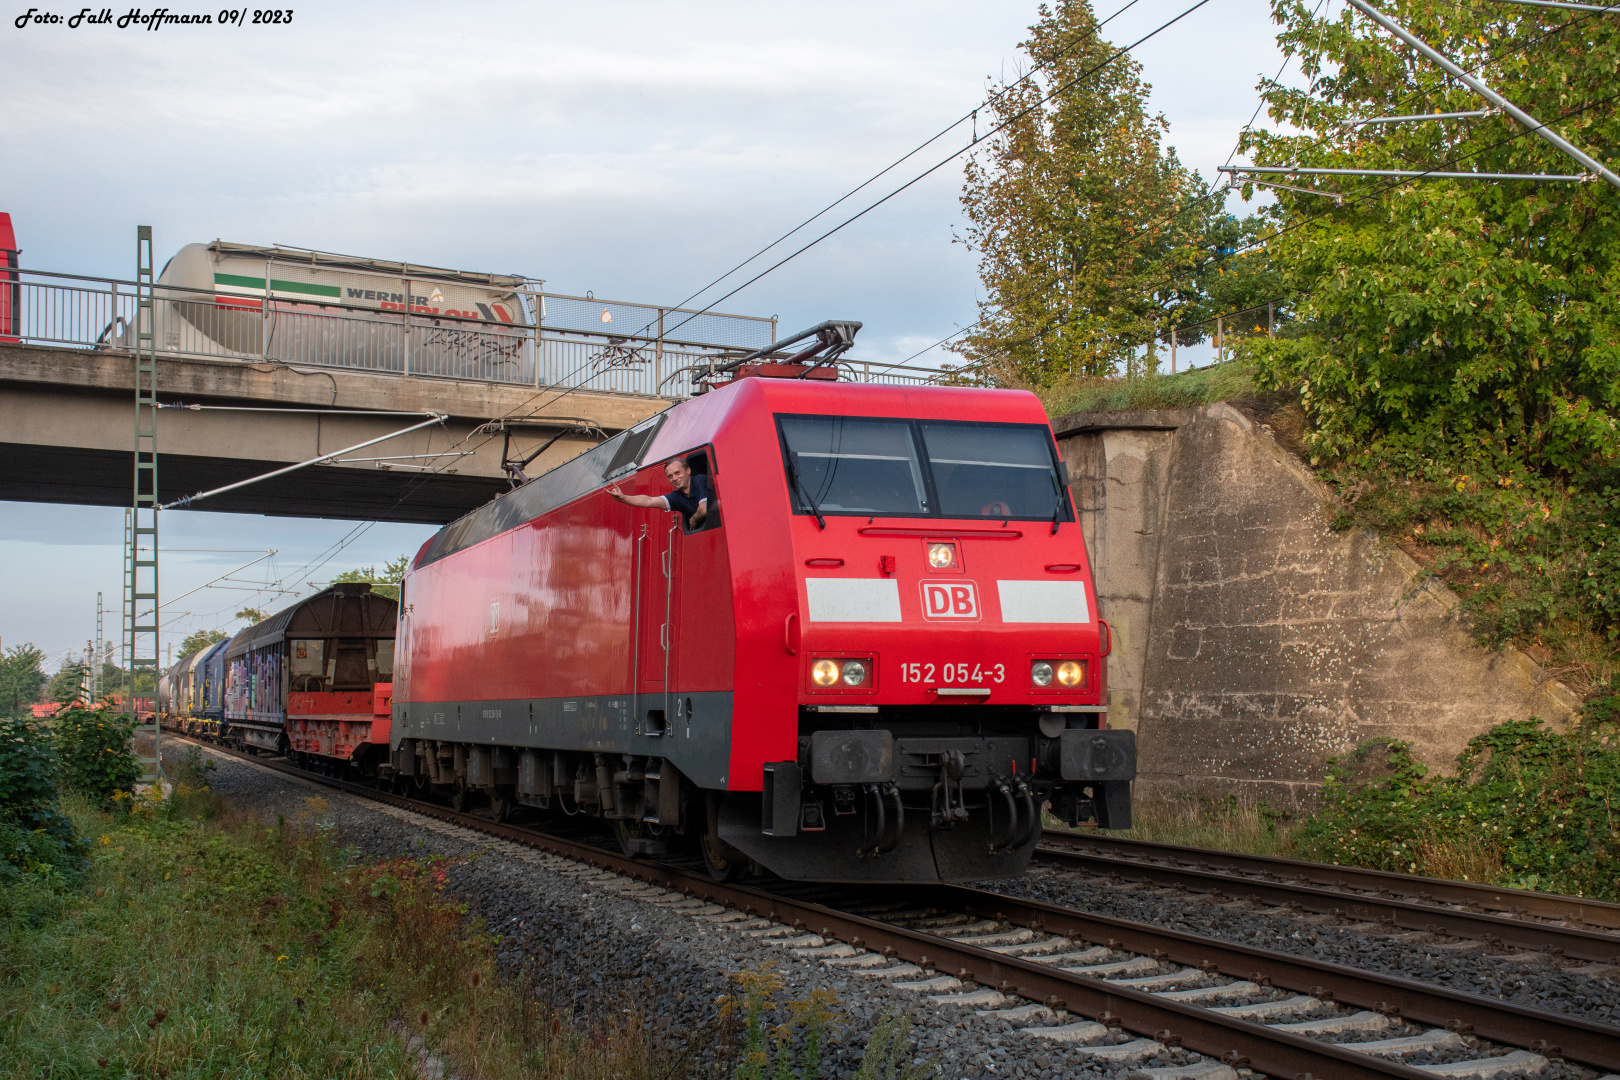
[
  {"left": 1037, "top": 360, "right": 1261, "bottom": 418},
  {"left": 0, "top": 770, "right": 676, "bottom": 1080},
  {"left": 1049, "top": 790, "right": 1517, "bottom": 882},
  {"left": 1047, "top": 793, "right": 1302, "bottom": 859}
]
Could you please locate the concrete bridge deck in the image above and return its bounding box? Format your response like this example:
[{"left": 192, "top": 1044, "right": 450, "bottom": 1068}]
[{"left": 0, "top": 342, "right": 669, "bottom": 524}]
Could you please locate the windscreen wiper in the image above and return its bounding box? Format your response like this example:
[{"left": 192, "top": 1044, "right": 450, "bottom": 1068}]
[
  {"left": 1051, "top": 477, "right": 1066, "bottom": 535},
  {"left": 788, "top": 457, "right": 827, "bottom": 530}
]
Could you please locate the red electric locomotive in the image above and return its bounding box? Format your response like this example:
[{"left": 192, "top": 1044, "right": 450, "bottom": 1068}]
[{"left": 390, "top": 322, "right": 1135, "bottom": 883}]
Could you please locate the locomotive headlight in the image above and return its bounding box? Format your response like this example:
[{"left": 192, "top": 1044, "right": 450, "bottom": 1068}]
[
  {"left": 1057, "top": 660, "right": 1085, "bottom": 687},
  {"left": 812, "top": 659, "right": 840, "bottom": 686},
  {"left": 841, "top": 660, "right": 868, "bottom": 686},
  {"left": 927, "top": 542, "right": 957, "bottom": 569},
  {"left": 1030, "top": 661, "right": 1054, "bottom": 687}
]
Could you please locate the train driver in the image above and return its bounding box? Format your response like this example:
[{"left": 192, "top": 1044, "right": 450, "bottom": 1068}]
[{"left": 608, "top": 456, "right": 709, "bottom": 529}]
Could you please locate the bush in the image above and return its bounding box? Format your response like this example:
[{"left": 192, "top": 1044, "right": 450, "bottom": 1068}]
[
  {"left": 0, "top": 717, "right": 58, "bottom": 822},
  {"left": 1298, "top": 720, "right": 1620, "bottom": 899},
  {"left": 1320, "top": 450, "right": 1620, "bottom": 679},
  {"left": 53, "top": 703, "right": 141, "bottom": 804},
  {"left": 0, "top": 718, "right": 84, "bottom": 883},
  {"left": 0, "top": 793, "right": 677, "bottom": 1079}
]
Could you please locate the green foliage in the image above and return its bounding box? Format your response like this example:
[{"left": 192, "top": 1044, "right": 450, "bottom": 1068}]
[
  {"left": 175, "top": 628, "right": 228, "bottom": 659},
  {"left": 0, "top": 718, "right": 59, "bottom": 824},
  {"left": 953, "top": 0, "right": 1272, "bottom": 384},
  {"left": 1238, "top": 0, "right": 1620, "bottom": 473},
  {"left": 726, "top": 968, "right": 838, "bottom": 1080},
  {"left": 1, "top": 795, "right": 674, "bottom": 1079},
  {"left": 47, "top": 661, "right": 87, "bottom": 706},
  {"left": 171, "top": 744, "right": 218, "bottom": 792},
  {"left": 53, "top": 703, "right": 141, "bottom": 804},
  {"left": 852, "top": 1014, "right": 937, "bottom": 1080},
  {"left": 0, "top": 643, "right": 47, "bottom": 723},
  {"left": 1298, "top": 720, "right": 1620, "bottom": 899},
  {"left": 0, "top": 719, "right": 84, "bottom": 884},
  {"left": 1042, "top": 359, "right": 1262, "bottom": 416},
  {"left": 330, "top": 555, "right": 409, "bottom": 601},
  {"left": 1322, "top": 451, "right": 1620, "bottom": 673},
  {"left": 235, "top": 606, "right": 269, "bottom": 626}
]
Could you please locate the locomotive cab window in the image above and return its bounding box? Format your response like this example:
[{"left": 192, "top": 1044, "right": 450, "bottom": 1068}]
[
  {"left": 777, "top": 414, "right": 1070, "bottom": 522},
  {"left": 919, "top": 421, "right": 1072, "bottom": 521},
  {"left": 778, "top": 416, "right": 928, "bottom": 516}
]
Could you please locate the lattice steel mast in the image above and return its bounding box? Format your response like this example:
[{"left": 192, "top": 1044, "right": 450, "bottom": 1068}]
[{"left": 126, "top": 226, "right": 162, "bottom": 782}]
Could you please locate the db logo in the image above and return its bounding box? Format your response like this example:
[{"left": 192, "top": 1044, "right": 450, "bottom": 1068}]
[{"left": 920, "top": 580, "right": 980, "bottom": 620}]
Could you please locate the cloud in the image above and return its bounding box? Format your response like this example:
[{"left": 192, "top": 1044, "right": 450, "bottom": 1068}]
[{"left": 1, "top": 0, "right": 1294, "bottom": 658}]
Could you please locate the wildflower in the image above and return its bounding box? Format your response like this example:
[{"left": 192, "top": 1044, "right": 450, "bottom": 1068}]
[{"left": 277, "top": 955, "right": 287, "bottom": 962}]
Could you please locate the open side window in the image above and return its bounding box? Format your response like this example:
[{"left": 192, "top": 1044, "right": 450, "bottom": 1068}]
[{"left": 681, "top": 447, "right": 720, "bottom": 533}]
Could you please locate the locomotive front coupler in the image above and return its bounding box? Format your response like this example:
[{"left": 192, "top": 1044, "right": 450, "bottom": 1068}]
[{"left": 930, "top": 749, "right": 970, "bottom": 829}]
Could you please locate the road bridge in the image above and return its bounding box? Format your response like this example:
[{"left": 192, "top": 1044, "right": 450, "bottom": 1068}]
[
  {"left": 0, "top": 255, "right": 953, "bottom": 524},
  {"left": 0, "top": 341, "right": 667, "bottom": 524}
]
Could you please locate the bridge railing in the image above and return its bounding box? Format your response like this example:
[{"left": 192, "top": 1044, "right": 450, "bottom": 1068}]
[{"left": 0, "top": 268, "right": 978, "bottom": 396}]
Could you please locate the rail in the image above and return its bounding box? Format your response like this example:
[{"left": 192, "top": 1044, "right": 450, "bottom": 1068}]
[
  {"left": 174, "top": 735, "right": 1620, "bottom": 1078},
  {"left": 1037, "top": 831, "right": 1620, "bottom": 963},
  {"left": 0, "top": 266, "right": 974, "bottom": 397}
]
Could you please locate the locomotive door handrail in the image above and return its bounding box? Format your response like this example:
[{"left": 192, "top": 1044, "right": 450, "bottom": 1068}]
[
  {"left": 663, "top": 519, "right": 677, "bottom": 737},
  {"left": 631, "top": 524, "right": 645, "bottom": 735}
]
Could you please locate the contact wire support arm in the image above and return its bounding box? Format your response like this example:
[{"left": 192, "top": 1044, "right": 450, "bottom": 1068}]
[
  {"left": 1345, "top": 0, "right": 1620, "bottom": 190},
  {"left": 159, "top": 413, "right": 448, "bottom": 510}
]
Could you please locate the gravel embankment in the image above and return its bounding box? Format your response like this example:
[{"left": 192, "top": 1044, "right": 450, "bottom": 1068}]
[{"left": 191, "top": 749, "right": 1218, "bottom": 1080}]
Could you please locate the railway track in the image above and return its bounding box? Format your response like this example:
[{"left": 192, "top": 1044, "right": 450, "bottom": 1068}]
[
  {"left": 1035, "top": 831, "right": 1620, "bottom": 965},
  {"left": 174, "top": 739, "right": 1620, "bottom": 1080}
]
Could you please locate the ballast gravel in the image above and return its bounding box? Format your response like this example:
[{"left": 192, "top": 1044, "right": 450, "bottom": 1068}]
[
  {"left": 196, "top": 750, "right": 1198, "bottom": 1080},
  {"left": 981, "top": 863, "right": 1620, "bottom": 1030},
  {"left": 187, "top": 749, "right": 1611, "bottom": 1079}
]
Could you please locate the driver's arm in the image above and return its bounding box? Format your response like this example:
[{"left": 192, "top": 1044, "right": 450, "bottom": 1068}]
[{"left": 609, "top": 484, "right": 669, "bottom": 510}]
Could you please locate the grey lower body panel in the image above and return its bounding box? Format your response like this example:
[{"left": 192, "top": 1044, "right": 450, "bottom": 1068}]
[
  {"left": 224, "top": 718, "right": 284, "bottom": 752},
  {"left": 719, "top": 794, "right": 1041, "bottom": 883},
  {"left": 393, "top": 691, "right": 734, "bottom": 789}
]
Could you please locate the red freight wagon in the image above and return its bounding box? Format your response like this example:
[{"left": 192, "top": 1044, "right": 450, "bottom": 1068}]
[
  {"left": 221, "top": 583, "right": 397, "bottom": 763},
  {"left": 392, "top": 322, "right": 1135, "bottom": 883}
]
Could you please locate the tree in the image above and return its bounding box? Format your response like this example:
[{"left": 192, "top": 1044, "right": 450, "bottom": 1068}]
[
  {"left": 331, "top": 554, "right": 410, "bottom": 601},
  {"left": 952, "top": 0, "right": 1233, "bottom": 383},
  {"left": 176, "top": 628, "right": 228, "bottom": 660},
  {"left": 235, "top": 607, "right": 269, "bottom": 626},
  {"left": 0, "top": 644, "right": 47, "bottom": 722},
  {"left": 1238, "top": 0, "right": 1620, "bottom": 471},
  {"left": 48, "top": 662, "right": 86, "bottom": 706}
]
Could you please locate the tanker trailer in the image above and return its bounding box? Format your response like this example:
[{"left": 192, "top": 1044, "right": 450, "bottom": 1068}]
[{"left": 133, "top": 241, "right": 533, "bottom": 381}]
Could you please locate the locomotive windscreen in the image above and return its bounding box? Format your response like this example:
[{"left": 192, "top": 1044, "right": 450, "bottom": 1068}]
[
  {"left": 777, "top": 414, "right": 1071, "bottom": 522},
  {"left": 779, "top": 416, "right": 928, "bottom": 515},
  {"left": 918, "top": 422, "right": 1068, "bottom": 520}
]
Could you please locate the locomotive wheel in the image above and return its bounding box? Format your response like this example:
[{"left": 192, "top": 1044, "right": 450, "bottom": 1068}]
[
  {"left": 489, "top": 793, "right": 513, "bottom": 823},
  {"left": 615, "top": 819, "right": 647, "bottom": 857},
  {"left": 450, "top": 785, "right": 472, "bottom": 813},
  {"left": 700, "top": 829, "right": 745, "bottom": 882}
]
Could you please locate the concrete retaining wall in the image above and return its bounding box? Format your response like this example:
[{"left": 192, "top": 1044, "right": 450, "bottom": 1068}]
[{"left": 1057, "top": 402, "right": 1578, "bottom": 806}]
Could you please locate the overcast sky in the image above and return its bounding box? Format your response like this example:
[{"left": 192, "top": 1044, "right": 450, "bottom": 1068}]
[{"left": 2, "top": 0, "right": 1298, "bottom": 670}]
